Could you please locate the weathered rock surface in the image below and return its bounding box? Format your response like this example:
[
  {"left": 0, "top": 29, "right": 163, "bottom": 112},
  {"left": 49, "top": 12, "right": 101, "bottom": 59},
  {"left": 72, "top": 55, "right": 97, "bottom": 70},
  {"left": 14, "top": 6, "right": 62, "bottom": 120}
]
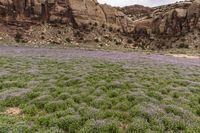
[
  {"left": 125, "top": 0, "right": 200, "bottom": 49},
  {"left": 120, "top": 5, "right": 153, "bottom": 21},
  {"left": 0, "top": 0, "right": 133, "bottom": 32},
  {"left": 0, "top": 0, "right": 199, "bottom": 49}
]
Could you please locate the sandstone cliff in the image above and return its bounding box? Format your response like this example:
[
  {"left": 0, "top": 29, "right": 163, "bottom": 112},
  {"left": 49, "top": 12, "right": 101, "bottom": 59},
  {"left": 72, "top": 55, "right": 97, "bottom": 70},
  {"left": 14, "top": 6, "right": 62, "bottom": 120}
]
[
  {"left": 127, "top": 0, "right": 200, "bottom": 49},
  {"left": 0, "top": 0, "right": 199, "bottom": 49},
  {"left": 0, "top": 0, "right": 134, "bottom": 32}
]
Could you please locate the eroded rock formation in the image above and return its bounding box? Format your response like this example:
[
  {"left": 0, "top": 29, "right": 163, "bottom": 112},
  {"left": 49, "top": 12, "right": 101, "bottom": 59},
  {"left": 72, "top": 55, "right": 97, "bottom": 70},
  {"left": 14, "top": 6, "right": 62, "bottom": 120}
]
[
  {"left": 0, "top": 0, "right": 199, "bottom": 49},
  {"left": 0, "top": 0, "right": 134, "bottom": 32},
  {"left": 126, "top": 0, "right": 200, "bottom": 49}
]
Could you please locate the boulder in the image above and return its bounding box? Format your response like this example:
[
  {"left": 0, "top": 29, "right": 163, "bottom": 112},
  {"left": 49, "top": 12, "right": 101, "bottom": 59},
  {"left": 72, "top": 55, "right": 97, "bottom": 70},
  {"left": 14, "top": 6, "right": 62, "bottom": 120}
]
[
  {"left": 175, "top": 9, "right": 187, "bottom": 18},
  {"left": 68, "top": 0, "right": 106, "bottom": 25}
]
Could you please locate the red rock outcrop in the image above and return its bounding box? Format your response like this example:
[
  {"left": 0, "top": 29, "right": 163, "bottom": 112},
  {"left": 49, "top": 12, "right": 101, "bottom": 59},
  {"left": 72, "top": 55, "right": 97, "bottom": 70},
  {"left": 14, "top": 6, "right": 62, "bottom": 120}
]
[
  {"left": 130, "top": 0, "right": 200, "bottom": 48},
  {"left": 0, "top": 0, "right": 199, "bottom": 49},
  {"left": 131, "top": 0, "right": 200, "bottom": 36},
  {"left": 0, "top": 0, "right": 134, "bottom": 32}
]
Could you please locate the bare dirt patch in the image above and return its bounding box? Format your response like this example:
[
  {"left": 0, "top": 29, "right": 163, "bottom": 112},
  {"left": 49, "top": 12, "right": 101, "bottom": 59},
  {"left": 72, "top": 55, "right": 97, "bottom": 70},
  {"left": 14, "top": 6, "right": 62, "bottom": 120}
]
[
  {"left": 0, "top": 107, "right": 22, "bottom": 115},
  {"left": 5, "top": 107, "right": 22, "bottom": 115},
  {"left": 170, "top": 54, "right": 200, "bottom": 59}
]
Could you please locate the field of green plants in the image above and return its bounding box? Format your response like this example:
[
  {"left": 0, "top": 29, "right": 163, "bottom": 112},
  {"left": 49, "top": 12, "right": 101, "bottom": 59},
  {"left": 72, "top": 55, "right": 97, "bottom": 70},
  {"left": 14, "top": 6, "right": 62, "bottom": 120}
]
[{"left": 0, "top": 56, "right": 200, "bottom": 132}]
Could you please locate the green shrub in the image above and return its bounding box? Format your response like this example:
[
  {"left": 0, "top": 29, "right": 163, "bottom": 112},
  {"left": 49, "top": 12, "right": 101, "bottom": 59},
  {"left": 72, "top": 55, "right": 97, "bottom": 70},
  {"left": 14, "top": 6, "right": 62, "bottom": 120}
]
[
  {"left": 147, "top": 91, "right": 163, "bottom": 101},
  {"left": 112, "top": 101, "right": 131, "bottom": 111},
  {"left": 126, "top": 94, "right": 136, "bottom": 102},
  {"left": 79, "top": 119, "right": 120, "bottom": 133},
  {"left": 127, "top": 39, "right": 133, "bottom": 44},
  {"left": 188, "top": 120, "right": 200, "bottom": 132},
  {"left": 78, "top": 106, "right": 100, "bottom": 120},
  {"left": 92, "top": 88, "right": 105, "bottom": 96},
  {"left": 0, "top": 82, "right": 3, "bottom": 90},
  {"left": 23, "top": 104, "right": 38, "bottom": 116},
  {"left": 0, "top": 116, "right": 32, "bottom": 133},
  {"left": 94, "top": 22, "right": 98, "bottom": 27},
  {"left": 102, "top": 24, "right": 106, "bottom": 28},
  {"left": 130, "top": 104, "right": 164, "bottom": 122},
  {"left": 72, "top": 94, "right": 82, "bottom": 103},
  {"left": 1, "top": 123, "right": 32, "bottom": 133},
  {"left": 108, "top": 27, "right": 113, "bottom": 32},
  {"left": 178, "top": 43, "right": 189, "bottom": 48},
  {"left": 41, "top": 36, "right": 45, "bottom": 40},
  {"left": 15, "top": 32, "right": 23, "bottom": 43},
  {"left": 164, "top": 105, "right": 184, "bottom": 116},
  {"left": 58, "top": 78, "right": 82, "bottom": 87},
  {"left": 66, "top": 37, "right": 71, "bottom": 43},
  {"left": 44, "top": 100, "right": 69, "bottom": 113},
  {"left": 147, "top": 118, "right": 165, "bottom": 132},
  {"left": 31, "top": 95, "right": 53, "bottom": 109},
  {"left": 126, "top": 117, "right": 150, "bottom": 133},
  {"left": 98, "top": 110, "right": 130, "bottom": 121},
  {"left": 37, "top": 114, "right": 58, "bottom": 127},
  {"left": 58, "top": 115, "right": 83, "bottom": 132},
  {"left": 73, "top": 31, "right": 82, "bottom": 38},
  {"left": 94, "top": 38, "right": 100, "bottom": 43},
  {"left": 196, "top": 106, "right": 200, "bottom": 116},
  {"left": 91, "top": 98, "right": 112, "bottom": 109},
  {"left": 37, "top": 127, "right": 64, "bottom": 133},
  {"left": 25, "top": 91, "right": 40, "bottom": 100},
  {"left": 3, "top": 96, "right": 24, "bottom": 107},
  {"left": 57, "top": 93, "right": 70, "bottom": 100},
  {"left": 83, "top": 94, "right": 96, "bottom": 103},
  {"left": 172, "top": 92, "right": 180, "bottom": 99},
  {"left": 108, "top": 90, "right": 120, "bottom": 98},
  {"left": 160, "top": 88, "right": 168, "bottom": 94},
  {"left": 0, "top": 124, "right": 10, "bottom": 133},
  {"left": 162, "top": 116, "right": 186, "bottom": 131},
  {"left": 55, "top": 108, "right": 77, "bottom": 118},
  {"left": 130, "top": 105, "right": 144, "bottom": 117}
]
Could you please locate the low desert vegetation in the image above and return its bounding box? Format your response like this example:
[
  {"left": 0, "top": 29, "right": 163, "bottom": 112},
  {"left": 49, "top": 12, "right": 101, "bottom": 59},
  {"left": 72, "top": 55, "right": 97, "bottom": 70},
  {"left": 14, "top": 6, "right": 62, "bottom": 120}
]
[{"left": 0, "top": 56, "right": 200, "bottom": 132}]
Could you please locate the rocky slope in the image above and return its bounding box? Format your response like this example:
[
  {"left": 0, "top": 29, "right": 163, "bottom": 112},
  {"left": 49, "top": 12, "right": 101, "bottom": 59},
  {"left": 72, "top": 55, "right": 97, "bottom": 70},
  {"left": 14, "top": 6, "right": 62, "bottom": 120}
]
[{"left": 0, "top": 0, "right": 199, "bottom": 50}]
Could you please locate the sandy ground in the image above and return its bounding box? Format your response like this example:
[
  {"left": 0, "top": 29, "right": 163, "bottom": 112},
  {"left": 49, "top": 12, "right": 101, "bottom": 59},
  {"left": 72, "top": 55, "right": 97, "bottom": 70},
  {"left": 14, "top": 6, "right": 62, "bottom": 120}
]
[{"left": 0, "top": 46, "right": 199, "bottom": 67}]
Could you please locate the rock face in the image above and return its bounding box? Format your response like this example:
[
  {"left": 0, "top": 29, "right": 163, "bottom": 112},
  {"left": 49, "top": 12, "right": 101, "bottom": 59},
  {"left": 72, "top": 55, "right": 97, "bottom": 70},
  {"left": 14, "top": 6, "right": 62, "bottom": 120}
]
[
  {"left": 0, "top": 0, "right": 71, "bottom": 22},
  {"left": 129, "top": 1, "right": 199, "bottom": 35},
  {"left": 153, "top": 2, "right": 200, "bottom": 35},
  {"left": 0, "top": 0, "right": 133, "bottom": 32},
  {"left": 68, "top": 0, "right": 106, "bottom": 25},
  {"left": 120, "top": 5, "right": 153, "bottom": 21},
  {"left": 0, "top": 0, "right": 199, "bottom": 49},
  {"left": 127, "top": 0, "right": 200, "bottom": 49}
]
